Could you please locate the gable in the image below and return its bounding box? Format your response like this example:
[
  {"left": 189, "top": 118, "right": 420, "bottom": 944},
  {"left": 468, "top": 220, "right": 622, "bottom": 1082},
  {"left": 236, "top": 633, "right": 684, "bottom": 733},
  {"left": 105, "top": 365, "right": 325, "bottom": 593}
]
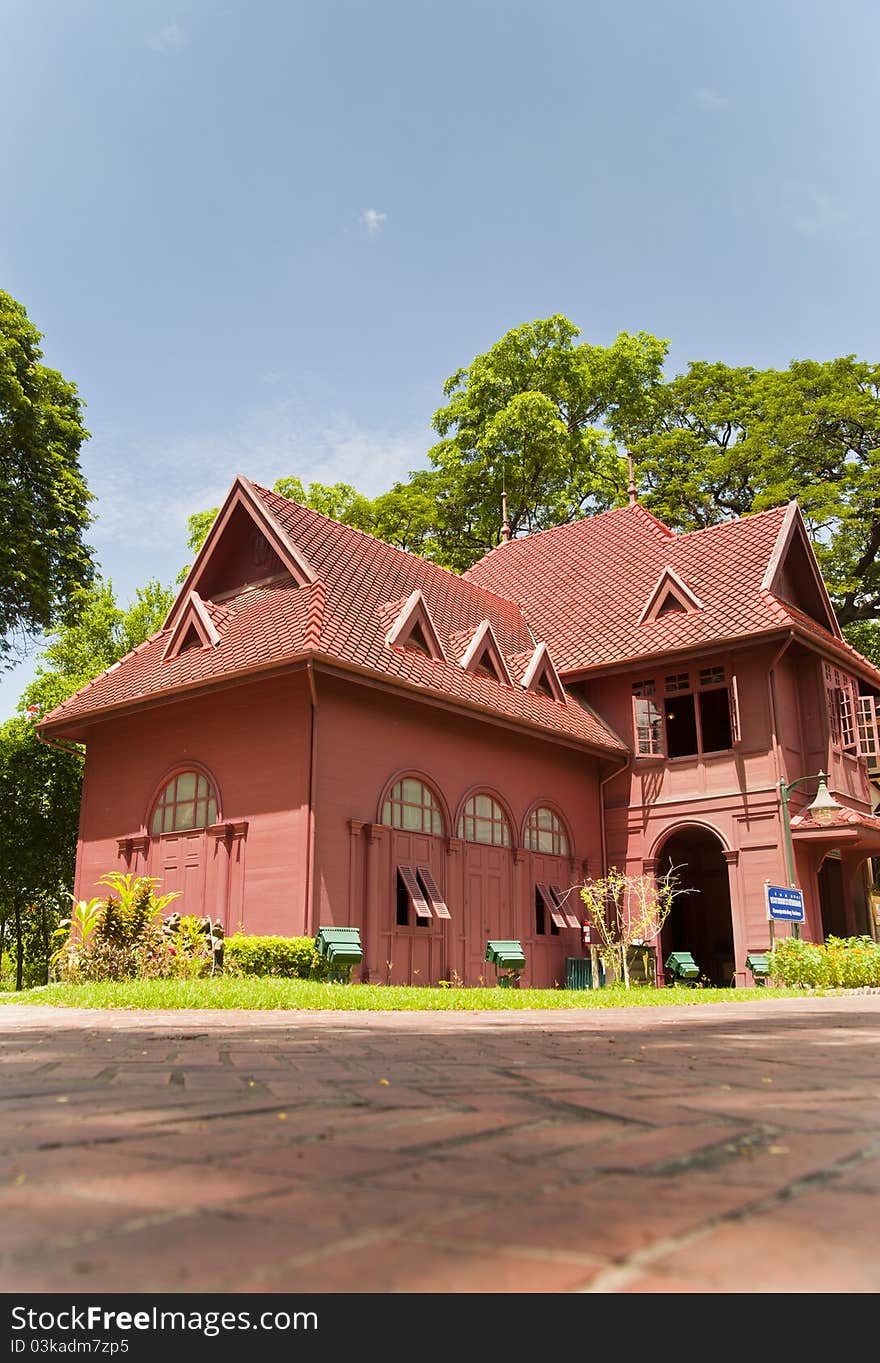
[
  {"left": 165, "top": 477, "right": 316, "bottom": 632},
  {"left": 459, "top": 620, "right": 513, "bottom": 685},
  {"left": 520, "top": 641, "right": 566, "bottom": 703},
  {"left": 638, "top": 566, "right": 703, "bottom": 625},
  {"left": 162, "top": 591, "right": 221, "bottom": 661},
  {"left": 385, "top": 590, "right": 446, "bottom": 661},
  {"left": 763, "top": 503, "right": 840, "bottom": 637}
]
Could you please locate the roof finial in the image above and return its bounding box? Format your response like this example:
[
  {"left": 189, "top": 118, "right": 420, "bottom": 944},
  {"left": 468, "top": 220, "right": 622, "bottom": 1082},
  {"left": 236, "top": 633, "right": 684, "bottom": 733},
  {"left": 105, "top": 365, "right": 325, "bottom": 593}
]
[
  {"left": 500, "top": 488, "right": 511, "bottom": 543},
  {"left": 627, "top": 452, "right": 638, "bottom": 506}
]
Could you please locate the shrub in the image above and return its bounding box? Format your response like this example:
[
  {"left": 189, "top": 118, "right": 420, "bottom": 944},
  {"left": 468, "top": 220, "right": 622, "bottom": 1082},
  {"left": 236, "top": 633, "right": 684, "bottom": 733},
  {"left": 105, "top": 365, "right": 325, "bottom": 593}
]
[
  {"left": 224, "top": 934, "right": 335, "bottom": 980},
  {"left": 769, "top": 935, "right": 880, "bottom": 989},
  {"left": 52, "top": 874, "right": 182, "bottom": 983}
]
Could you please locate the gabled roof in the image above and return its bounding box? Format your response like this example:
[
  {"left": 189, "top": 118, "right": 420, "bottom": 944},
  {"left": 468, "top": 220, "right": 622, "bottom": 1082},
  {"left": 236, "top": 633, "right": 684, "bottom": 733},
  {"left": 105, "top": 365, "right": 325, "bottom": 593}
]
[
  {"left": 464, "top": 500, "right": 880, "bottom": 684},
  {"left": 39, "top": 482, "right": 624, "bottom": 756}
]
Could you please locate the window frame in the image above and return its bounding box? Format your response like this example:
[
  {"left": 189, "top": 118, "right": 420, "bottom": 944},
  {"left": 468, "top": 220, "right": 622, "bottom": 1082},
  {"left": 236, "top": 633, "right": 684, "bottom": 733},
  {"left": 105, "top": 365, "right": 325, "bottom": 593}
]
[
  {"left": 631, "top": 665, "right": 740, "bottom": 760},
  {"left": 382, "top": 777, "right": 445, "bottom": 837},
  {"left": 457, "top": 792, "right": 512, "bottom": 847},
  {"left": 823, "top": 662, "right": 859, "bottom": 754},
  {"left": 149, "top": 769, "right": 219, "bottom": 836},
  {"left": 524, "top": 805, "right": 571, "bottom": 857}
]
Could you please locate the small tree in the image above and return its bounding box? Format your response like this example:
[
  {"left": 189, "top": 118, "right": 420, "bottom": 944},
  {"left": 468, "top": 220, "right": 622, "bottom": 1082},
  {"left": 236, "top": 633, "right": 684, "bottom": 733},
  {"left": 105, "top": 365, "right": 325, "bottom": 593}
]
[{"left": 579, "top": 865, "right": 690, "bottom": 989}]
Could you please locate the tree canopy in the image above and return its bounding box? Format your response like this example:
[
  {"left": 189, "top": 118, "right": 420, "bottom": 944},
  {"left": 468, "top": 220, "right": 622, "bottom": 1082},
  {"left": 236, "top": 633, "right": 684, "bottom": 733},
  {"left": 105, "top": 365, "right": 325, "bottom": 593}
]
[
  {"left": 23, "top": 578, "right": 175, "bottom": 716},
  {"left": 0, "top": 290, "right": 94, "bottom": 669},
  {"left": 188, "top": 320, "right": 880, "bottom": 656}
]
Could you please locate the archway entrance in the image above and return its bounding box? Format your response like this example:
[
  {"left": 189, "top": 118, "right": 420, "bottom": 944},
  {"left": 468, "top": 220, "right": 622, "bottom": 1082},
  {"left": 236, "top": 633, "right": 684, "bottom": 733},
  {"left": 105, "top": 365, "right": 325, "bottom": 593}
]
[
  {"left": 818, "top": 855, "right": 847, "bottom": 940},
  {"left": 659, "top": 826, "right": 735, "bottom": 987}
]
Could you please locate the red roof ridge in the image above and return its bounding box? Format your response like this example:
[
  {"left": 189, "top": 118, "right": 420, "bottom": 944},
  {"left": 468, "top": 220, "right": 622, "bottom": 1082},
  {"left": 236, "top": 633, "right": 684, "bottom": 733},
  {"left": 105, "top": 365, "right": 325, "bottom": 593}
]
[{"left": 303, "top": 580, "right": 326, "bottom": 651}]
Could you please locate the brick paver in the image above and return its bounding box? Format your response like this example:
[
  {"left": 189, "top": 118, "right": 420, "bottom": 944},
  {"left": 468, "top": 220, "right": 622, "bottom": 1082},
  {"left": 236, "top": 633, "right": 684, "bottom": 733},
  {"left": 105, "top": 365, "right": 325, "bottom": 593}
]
[{"left": 1, "top": 995, "right": 879, "bottom": 1292}]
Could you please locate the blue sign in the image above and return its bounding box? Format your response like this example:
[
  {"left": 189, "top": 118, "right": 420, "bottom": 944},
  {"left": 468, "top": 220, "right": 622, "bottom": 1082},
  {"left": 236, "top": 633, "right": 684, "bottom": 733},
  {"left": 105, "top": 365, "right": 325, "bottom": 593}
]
[{"left": 765, "top": 883, "right": 805, "bottom": 922}]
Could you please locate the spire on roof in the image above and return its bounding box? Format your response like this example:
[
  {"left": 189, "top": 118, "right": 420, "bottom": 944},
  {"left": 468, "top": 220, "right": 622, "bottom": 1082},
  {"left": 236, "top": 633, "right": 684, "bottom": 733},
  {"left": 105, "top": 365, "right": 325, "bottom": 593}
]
[
  {"left": 500, "top": 489, "right": 511, "bottom": 543},
  {"left": 627, "top": 453, "right": 638, "bottom": 506}
]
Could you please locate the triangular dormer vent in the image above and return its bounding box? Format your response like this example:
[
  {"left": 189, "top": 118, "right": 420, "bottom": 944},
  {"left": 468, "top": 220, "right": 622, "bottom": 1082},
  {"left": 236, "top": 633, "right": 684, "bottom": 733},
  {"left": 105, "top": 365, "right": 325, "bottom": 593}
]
[
  {"left": 163, "top": 591, "right": 221, "bottom": 661},
  {"left": 638, "top": 567, "right": 704, "bottom": 626},
  {"left": 520, "top": 641, "right": 566, "bottom": 703},
  {"left": 385, "top": 590, "right": 446, "bottom": 661},
  {"left": 459, "top": 620, "right": 513, "bottom": 685}
]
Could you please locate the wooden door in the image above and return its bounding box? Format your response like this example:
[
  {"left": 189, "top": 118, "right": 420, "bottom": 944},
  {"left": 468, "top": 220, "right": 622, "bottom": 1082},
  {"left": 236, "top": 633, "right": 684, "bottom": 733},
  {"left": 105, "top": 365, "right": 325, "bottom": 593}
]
[
  {"left": 463, "top": 843, "right": 512, "bottom": 985},
  {"left": 150, "top": 831, "right": 208, "bottom": 917}
]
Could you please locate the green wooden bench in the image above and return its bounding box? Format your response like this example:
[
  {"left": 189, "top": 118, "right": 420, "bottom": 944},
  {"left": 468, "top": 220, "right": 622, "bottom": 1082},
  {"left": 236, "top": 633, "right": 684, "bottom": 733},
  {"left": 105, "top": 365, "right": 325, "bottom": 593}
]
[
  {"left": 664, "top": 950, "right": 700, "bottom": 983},
  {"left": 485, "top": 940, "right": 526, "bottom": 987},
  {"left": 746, "top": 951, "right": 771, "bottom": 983},
  {"left": 314, "top": 926, "right": 363, "bottom": 978}
]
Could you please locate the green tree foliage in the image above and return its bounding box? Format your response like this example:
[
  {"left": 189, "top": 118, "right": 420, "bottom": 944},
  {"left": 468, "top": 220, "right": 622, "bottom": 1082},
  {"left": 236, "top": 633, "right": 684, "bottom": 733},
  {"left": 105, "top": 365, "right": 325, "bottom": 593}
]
[
  {"left": 187, "top": 318, "right": 668, "bottom": 572},
  {"left": 423, "top": 316, "right": 668, "bottom": 571},
  {"left": 0, "top": 580, "right": 175, "bottom": 983},
  {"left": 0, "top": 290, "right": 94, "bottom": 668},
  {"left": 629, "top": 356, "right": 880, "bottom": 629},
  {"left": 23, "top": 578, "right": 175, "bottom": 716},
  {"left": 0, "top": 716, "right": 82, "bottom": 987}
]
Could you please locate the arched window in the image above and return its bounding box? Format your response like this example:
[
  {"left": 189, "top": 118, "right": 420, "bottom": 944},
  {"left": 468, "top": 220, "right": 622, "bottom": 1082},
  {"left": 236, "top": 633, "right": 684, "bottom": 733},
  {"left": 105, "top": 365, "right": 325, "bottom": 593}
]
[
  {"left": 458, "top": 793, "right": 511, "bottom": 847},
  {"left": 382, "top": 778, "right": 444, "bottom": 836},
  {"left": 525, "top": 806, "right": 570, "bottom": 857},
  {"left": 150, "top": 771, "right": 218, "bottom": 835}
]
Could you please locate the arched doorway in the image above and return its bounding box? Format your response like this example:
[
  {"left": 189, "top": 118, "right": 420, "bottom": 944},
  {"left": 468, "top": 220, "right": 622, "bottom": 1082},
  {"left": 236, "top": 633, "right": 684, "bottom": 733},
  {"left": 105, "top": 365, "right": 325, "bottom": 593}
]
[
  {"left": 658, "top": 826, "right": 735, "bottom": 987},
  {"left": 818, "top": 854, "right": 848, "bottom": 940},
  {"left": 147, "top": 768, "right": 220, "bottom": 918}
]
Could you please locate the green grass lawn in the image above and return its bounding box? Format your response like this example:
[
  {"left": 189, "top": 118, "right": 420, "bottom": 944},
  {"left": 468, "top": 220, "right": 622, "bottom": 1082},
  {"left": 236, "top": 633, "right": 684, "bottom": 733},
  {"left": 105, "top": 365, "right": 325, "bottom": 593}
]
[{"left": 0, "top": 976, "right": 807, "bottom": 1010}]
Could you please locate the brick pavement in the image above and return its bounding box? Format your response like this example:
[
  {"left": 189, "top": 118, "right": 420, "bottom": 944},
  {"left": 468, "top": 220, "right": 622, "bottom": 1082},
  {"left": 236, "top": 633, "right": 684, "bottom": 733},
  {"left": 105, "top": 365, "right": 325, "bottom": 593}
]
[{"left": 1, "top": 995, "right": 879, "bottom": 1293}]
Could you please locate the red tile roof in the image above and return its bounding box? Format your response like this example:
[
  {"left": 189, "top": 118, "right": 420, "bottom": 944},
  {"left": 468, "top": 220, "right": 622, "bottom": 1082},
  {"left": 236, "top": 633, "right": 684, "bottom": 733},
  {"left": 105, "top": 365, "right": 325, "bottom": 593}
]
[
  {"left": 464, "top": 502, "right": 880, "bottom": 684},
  {"left": 39, "top": 481, "right": 624, "bottom": 755}
]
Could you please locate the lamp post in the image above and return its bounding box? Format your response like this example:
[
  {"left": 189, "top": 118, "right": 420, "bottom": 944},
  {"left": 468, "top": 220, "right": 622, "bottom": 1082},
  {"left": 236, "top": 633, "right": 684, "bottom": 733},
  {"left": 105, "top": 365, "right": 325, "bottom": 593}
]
[{"left": 779, "top": 771, "right": 842, "bottom": 940}]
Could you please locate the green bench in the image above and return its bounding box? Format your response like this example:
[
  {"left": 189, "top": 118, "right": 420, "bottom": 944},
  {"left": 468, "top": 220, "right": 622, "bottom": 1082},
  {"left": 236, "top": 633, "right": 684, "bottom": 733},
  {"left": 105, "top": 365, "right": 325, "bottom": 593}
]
[
  {"left": 314, "top": 926, "right": 363, "bottom": 980},
  {"left": 485, "top": 939, "right": 526, "bottom": 988},
  {"left": 664, "top": 950, "right": 700, "bottom": 984},
  {"left": 746, "top": 951, "right": 771, "bottom": 984}
]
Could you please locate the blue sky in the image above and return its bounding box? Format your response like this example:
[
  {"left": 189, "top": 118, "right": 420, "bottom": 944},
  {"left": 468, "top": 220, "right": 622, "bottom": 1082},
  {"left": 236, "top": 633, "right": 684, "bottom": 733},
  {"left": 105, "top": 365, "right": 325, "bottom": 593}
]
[{"left": 1, "top": 0, "right": 878, "bottom": 718}]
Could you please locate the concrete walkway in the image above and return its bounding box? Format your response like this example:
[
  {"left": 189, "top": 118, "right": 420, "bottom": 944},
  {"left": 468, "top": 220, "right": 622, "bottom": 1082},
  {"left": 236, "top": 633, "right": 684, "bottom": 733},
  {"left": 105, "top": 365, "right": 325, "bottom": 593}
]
[{"left": 2, "top": 995, "right": 879, "bottom": 1293}]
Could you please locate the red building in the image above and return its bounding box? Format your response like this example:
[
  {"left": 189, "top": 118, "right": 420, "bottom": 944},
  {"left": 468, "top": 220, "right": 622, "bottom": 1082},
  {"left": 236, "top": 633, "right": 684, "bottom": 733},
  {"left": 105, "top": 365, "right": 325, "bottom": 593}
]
[{"left": 38, "top": 476, "right": 880, "bottom": 987}]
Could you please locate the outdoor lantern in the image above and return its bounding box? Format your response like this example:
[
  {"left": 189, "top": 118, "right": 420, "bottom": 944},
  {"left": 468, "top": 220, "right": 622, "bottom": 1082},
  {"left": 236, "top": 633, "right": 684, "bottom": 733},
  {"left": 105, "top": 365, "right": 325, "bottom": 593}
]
[{"left": 804, "top": 775, "right": 842, "bottom": 827}]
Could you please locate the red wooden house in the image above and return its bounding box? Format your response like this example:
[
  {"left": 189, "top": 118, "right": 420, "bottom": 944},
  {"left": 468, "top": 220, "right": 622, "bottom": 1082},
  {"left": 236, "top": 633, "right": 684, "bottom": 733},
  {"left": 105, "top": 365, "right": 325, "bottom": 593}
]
[{"left": 38, "top": 475, "right": 880, "bottom": 987}]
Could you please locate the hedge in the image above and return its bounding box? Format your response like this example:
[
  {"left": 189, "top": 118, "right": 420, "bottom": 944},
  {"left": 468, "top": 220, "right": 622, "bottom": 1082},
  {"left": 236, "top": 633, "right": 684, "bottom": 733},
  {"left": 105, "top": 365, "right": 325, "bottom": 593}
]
[{"left": 224, "top": 934, "right": 336, "bottom": 980}]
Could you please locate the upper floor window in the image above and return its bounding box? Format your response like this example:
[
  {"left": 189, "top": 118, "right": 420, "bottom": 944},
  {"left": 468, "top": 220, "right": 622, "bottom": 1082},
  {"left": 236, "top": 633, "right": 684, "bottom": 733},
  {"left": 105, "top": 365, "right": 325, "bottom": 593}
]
[
  {"left": 150, "top": 771, "right": 218, "bottom": 835},
  {"left": 525, "top": 806, "right": 570, "bottom": 857},
  {"left": 458, "top": 793, "right": 511, "bottom": 846},
  {"left": 632, "top": 667, "right": 740, "bottom": 759},
  {"left": 383, "top": 778, "right": 444, "bottom": 836},
  {"left": 823, "top": 662, "right": 858, "bottom": 752}
]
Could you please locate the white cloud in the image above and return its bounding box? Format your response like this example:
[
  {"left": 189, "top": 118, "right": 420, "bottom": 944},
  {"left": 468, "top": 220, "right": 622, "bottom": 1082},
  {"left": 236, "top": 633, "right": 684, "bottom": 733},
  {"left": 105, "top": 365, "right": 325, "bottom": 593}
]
[
  {"left": 691, "top": 87, "right": 727, "bottom": 109},
  {"left": 784, "top": 184, "right": 847, "bottom": 238},
  {"left": 81, "top": 400, "right": 430, "bottom": 572},
  {"left": 148, "top": 22, "right": 184, "bottom": 52},
  {"left": 361, "top": 208, "right": 387, "bottom": 236}
]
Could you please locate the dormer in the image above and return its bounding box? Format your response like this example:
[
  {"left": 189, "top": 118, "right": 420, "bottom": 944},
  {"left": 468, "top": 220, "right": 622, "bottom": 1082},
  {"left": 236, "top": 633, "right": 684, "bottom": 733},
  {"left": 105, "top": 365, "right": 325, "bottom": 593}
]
[
  {"left": 638, "top": 566, "right": 703, "bottom": 625},
  {"left": 458, "top": 620, "right": 513, "bottom": 685},
  {"left": 385, "top": 590, "right": 446, "bottom": 661},
  {"left": 520, "top": 641, "right": 566, "bottom": 703},
  {"left": 162, "top": 591, "right": 221, "bottom": 661}
]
